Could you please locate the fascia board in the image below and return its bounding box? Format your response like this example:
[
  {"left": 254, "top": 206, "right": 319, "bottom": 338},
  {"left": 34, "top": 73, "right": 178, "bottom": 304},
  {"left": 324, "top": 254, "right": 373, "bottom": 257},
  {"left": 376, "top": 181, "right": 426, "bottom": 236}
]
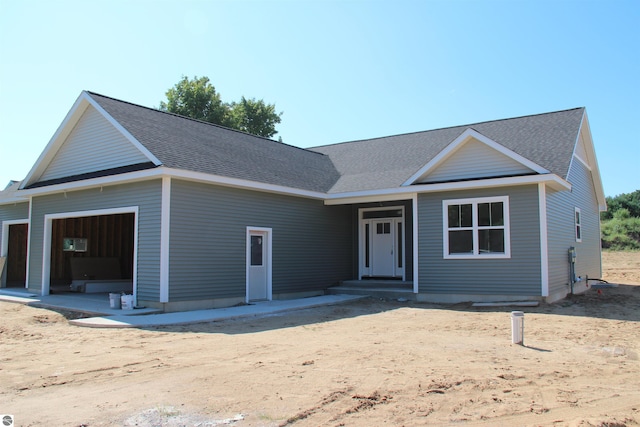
[
  {"left": 402, "top": 128, "right": 549, "bottom": 186},
  {"left": 18, "top": 168, "right": 165, "bottom": 197},
  {"left": 577, "top": 112, "right": 607, "bottom": 211},
  {"left": 16, "top": 165, "right": 570, "bottom": 208},
  {"left": 325, "top": 174, "right": 570, "bottom": 205},
  {"left": 18, "top": 166, "right": 328, "bottom": 201},
  {"left": 20, "top": 92, "right": 91, "bottom": 189}
]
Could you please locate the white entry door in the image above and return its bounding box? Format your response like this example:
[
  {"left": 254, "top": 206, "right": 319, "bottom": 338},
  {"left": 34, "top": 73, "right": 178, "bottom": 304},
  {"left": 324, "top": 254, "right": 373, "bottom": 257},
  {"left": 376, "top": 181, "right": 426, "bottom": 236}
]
[
  {"left": 371, "top": 220, "right": 395, "bottom": 277},
  {"left": 247, "top": 229, "right": 271, "bottom": 301}
]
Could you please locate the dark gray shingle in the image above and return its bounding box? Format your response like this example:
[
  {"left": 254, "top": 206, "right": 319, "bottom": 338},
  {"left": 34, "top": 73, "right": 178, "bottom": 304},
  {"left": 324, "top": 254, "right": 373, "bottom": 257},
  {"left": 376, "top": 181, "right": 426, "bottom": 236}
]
[
  {"left": 89, "top": 93, "right": 341, "bottom": 193},
  {"left": 89, "top": 92, "right": 583, "bottom": 194},
  {"left": 311, "top": 108, "right": 584, "bottom": 193}
]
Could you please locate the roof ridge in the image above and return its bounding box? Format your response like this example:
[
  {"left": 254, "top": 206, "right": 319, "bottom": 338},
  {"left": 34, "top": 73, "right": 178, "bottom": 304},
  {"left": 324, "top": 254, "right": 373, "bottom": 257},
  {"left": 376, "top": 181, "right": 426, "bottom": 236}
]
[
  {"left": 86, "top": 91, "right": 327, "bottom": 157},
  {"left": 311, "top": 107, "right": 585, "bottom": 148}
]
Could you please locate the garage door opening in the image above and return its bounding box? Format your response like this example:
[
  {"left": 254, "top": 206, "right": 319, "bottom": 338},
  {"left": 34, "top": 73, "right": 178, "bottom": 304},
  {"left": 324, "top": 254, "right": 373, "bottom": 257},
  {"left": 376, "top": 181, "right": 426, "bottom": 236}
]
[
  {"left": 4, "top": 223, "right": 28, "bottom": 288},
  {"left": 43, "top": 207, "right": 138, "bottom": 297}
]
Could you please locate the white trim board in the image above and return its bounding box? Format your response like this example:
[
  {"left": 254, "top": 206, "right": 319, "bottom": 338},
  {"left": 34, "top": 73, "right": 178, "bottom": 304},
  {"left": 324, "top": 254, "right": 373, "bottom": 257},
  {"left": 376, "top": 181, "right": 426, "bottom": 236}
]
[
  {"left": 159, "top": 177, "right": 171, "bottom": 303},
  {"left": 358, "top": 206, "right": 406, "bottom": 280},
  {"left": 325, "top": 174, "right": 571, "bottom": 206},
  {"left": 538, "top": 183, "right": 549, "bottom": 297},
  {"left": 412, "top": 193, "right": 419, "bottom": 294}
]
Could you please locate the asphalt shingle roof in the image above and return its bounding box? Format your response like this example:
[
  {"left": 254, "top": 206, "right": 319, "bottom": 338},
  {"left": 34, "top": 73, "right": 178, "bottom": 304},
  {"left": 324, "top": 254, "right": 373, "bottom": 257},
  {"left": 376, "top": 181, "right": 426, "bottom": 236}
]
[
  {"left": 310, "top": 108, "right": 584, "bottom": 193},
  {"left": 89, "top": 93, "right": 340, "bottom": 193},
  {"left": 89, "top": 92, "right": 584, "bottom": 195}
]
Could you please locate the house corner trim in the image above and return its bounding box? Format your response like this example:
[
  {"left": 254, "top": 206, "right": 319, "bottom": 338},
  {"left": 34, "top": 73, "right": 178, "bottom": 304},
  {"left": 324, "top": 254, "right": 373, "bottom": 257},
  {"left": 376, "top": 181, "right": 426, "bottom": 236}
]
[
  {"left": 538, "top": 183, "right": 549, "bottom": 296},
  {"left": 160, "top": 176, "right": 171, "bottom": 303}
]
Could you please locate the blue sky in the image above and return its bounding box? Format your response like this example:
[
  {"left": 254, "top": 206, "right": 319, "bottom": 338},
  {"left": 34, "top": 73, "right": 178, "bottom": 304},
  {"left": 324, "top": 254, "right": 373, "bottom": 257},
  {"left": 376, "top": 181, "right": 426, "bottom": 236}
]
[{"left": 1, "top": 0, "right": 638, "bottom": 197}]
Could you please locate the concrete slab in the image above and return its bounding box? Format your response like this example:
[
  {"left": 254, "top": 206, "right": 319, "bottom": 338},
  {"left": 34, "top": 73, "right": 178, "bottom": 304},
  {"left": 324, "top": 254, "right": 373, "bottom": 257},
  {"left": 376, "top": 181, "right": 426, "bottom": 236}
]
[
  {"left": 472, "top": 301, "right": 540, "bottom": 307},
  {"left": 70, "top": 295, "right": 366, "bottom": 328},
  {"left": 0, "top": 289, "right": 162, "bottom": 316},
  {"left": 0, "top": 289, "right": 38, "bottom": 298}
]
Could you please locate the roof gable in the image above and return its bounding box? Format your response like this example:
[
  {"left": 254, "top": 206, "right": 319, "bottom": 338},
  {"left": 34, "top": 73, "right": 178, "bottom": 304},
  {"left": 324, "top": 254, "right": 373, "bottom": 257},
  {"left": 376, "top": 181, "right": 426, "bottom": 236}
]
[
  {"left": 38, "top": 104, "right": 152, "bottom": 182},
  {"left": 21, "top": 92, "right": 160, "bottom": 189},
  {"left": 313, "top": 108, "right": 585, "bottom": 193},
  {"left": 570, "top": 112, "right": 606, "bottom": 210},
  {"left": 405, "top": 129, "right": 547, "bottom": 185}
]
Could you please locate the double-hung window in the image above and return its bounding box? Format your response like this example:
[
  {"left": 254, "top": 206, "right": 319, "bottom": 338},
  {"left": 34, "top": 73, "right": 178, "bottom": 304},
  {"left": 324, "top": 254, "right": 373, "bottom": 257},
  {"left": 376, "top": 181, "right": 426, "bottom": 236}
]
[
  {"left": 574, "top": 207, "right": 582, "bottom": 242},
  {"left": 443, "top": 196, "right": 511, "bottom": 259}
]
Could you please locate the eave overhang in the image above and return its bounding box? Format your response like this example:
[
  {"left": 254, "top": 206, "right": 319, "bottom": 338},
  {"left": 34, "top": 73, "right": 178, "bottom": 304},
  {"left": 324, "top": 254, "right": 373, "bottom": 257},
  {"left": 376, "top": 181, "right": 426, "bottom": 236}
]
[{"left": 324, "top": 173, "right": 571, "bottom": 205}]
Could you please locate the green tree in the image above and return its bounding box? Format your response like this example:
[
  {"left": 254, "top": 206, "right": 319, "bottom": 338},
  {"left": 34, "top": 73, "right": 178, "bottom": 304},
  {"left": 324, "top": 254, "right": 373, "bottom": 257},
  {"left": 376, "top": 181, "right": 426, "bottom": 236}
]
[
  {"left": 159, "top": 76, "right": 232, "bottom": 126},
  {"left": 600, "top": 190, "right": 640, "bottom": 250},
  {"left": 229, "top": 97, "right": 282, "bottom": 138},
  {"left": 601, "top": 190, "right": 640, "bottom": 220},
  {"left": 159, "top": 76, "right": 282, "bottom": 138}
]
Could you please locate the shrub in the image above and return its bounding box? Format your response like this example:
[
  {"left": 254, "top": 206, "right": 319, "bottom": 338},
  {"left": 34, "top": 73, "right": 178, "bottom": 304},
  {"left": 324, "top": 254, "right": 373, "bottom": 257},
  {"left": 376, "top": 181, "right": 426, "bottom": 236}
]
[{"left": 601, "top": 215, "right": 640, "bottom": 250}]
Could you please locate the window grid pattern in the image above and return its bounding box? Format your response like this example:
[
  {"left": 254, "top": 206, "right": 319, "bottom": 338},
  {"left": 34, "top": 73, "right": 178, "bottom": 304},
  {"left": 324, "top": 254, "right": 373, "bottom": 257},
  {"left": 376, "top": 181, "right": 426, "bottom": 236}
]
[{"left": 443, "top": 196, "right": 510, "bottom": 259}]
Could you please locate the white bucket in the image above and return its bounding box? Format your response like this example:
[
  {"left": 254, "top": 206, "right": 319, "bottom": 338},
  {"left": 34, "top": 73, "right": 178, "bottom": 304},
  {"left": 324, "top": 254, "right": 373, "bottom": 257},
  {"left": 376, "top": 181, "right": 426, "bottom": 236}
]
[
  {"left": 109, "top": 293, "right": 121, "bottom": 309},
  {"left": 121, "top": 294, "right": 134, "bottom": 310},
  {"left": 511, "top": 311, "right": 524, "bottom": 345}
]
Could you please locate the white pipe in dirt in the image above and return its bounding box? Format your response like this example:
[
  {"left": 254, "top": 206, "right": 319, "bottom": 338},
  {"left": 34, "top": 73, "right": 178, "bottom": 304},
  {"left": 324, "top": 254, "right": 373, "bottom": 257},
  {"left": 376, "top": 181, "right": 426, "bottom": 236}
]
[{"left": 511, "top": 311, "right": 524, "bottom": 345}]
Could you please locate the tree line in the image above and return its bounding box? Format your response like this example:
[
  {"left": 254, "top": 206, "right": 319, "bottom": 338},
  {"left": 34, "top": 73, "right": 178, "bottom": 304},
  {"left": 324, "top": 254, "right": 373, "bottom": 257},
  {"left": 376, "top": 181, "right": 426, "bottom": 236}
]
[{"left": 601, "top": 190, "right": 640, "bottom": 250}]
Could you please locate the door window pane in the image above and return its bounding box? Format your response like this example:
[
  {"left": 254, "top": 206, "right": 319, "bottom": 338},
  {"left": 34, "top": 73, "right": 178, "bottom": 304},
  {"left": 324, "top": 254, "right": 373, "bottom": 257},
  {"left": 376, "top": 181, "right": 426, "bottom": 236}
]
[
  {"left": 251, "top": 235, "right": 263, "bottom": 266},
  {"left": 363, "top": 209, "right": 402, "bottom": 219},
  {"left": 397, "top": 222, "right": 403, "bottom": 268},
  {"left": 376, "top": 222, "right": 391, "bottom": 234},
  {"left": 365, "top": 223, "right": 370, "bottom": 268}
]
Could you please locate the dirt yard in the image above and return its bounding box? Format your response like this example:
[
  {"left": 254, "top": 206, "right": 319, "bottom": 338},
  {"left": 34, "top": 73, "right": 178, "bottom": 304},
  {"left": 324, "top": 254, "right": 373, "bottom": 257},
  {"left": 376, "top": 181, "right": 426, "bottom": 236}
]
[{"left": 1, "top": 251, "right": 639, "bottom": 427}]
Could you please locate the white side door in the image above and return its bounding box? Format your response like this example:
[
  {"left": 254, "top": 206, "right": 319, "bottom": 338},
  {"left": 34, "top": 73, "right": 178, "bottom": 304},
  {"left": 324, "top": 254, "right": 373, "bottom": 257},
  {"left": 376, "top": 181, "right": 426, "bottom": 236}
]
[{"left": 247, "top": 228, "right": 271, "bottom": 301}]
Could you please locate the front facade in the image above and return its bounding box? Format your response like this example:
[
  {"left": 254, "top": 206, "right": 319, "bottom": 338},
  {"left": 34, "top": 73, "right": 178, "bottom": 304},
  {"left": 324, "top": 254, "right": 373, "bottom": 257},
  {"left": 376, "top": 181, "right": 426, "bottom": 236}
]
[{"left": 0, "top": 92, "right": 606, "bottom": 310}]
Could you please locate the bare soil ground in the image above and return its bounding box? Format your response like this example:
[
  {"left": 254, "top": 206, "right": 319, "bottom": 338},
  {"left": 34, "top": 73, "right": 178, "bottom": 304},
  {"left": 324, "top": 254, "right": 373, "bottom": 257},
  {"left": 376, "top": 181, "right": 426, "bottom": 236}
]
[{"left": 1, "top": 251, "right": 639, "bottom": 427}]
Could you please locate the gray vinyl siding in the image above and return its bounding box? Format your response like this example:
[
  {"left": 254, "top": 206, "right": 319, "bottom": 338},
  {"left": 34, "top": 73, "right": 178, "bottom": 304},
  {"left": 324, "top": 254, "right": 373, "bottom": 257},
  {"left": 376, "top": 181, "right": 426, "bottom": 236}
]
[
  {"left": 0, "top": 202, "right": 30, "bottom": 249},
  {"left": 418, "top": 185, "right": 541, "bottom": 296},
  {"left": 40, "top": 105, "right": 149, "bottom": 181},
  {"left": 27, "top": 180, "right": 162, "bottom": 300},
  {"left": 546, "top": 157, "right": 602, "bottom": 296},
  {"left": 169, "top": 179, "right": 353, "bottom": 301},
  {"left": 419, "top": 139, "right": 532, "bottom": 183}
]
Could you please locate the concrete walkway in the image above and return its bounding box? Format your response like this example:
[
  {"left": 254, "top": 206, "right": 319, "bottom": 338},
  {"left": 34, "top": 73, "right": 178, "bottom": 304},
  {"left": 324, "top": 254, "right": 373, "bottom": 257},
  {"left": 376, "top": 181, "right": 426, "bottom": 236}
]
[
  {"left": 70, "top": 295, "right": 365, "bottom": 328},
  {"left": 0, "top": 289, "right": 162, "bottom": 316},
  {"left": 0, "top": 289, "right": 365, "bottom": 328}
]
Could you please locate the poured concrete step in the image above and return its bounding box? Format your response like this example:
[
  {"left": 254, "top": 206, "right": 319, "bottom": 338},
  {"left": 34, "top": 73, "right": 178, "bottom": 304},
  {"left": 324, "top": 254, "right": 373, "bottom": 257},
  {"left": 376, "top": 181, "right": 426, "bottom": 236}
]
[{"left": 327, "top": 280, "right": 415, "bottom": 301}]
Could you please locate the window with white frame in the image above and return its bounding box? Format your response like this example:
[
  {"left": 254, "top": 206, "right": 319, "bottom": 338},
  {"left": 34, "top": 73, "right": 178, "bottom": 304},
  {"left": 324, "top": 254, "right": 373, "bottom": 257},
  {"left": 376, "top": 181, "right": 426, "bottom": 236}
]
[
  {"left": 443, "top": 196, "right": 510, "bottom": 258},
  {"left": 574, "top": 207, "right": 582, "bottom": 242}
]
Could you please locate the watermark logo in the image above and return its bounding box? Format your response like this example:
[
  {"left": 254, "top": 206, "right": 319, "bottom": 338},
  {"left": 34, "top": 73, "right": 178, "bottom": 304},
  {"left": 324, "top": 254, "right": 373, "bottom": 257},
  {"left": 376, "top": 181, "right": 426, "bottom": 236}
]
[{"left": 1, "top": 415, "right": 14, "bottom": 427}]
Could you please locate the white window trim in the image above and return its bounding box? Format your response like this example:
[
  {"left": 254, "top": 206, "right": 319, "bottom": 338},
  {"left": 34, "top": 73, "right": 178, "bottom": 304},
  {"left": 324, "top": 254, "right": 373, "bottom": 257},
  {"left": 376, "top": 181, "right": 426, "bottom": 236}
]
[
  {"left": 442, "top": 195, "right": 511, "bottom": 259},
  {"left": 574, "top": 207, "right": 582, "bottom": 243}
]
